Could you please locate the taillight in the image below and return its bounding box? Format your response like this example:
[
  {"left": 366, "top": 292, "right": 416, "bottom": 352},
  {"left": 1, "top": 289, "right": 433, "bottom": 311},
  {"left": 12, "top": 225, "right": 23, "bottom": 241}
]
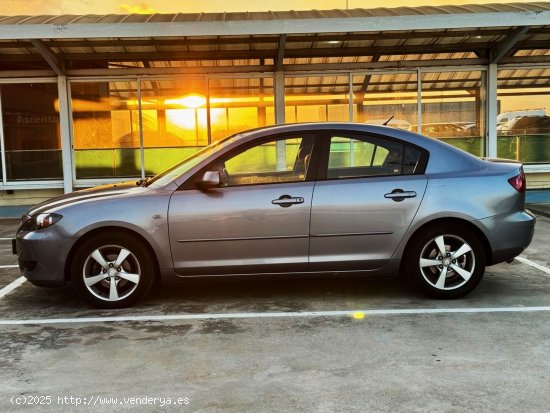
[{"left": 508, "top": 170, "right": 526, "bottom": 193}]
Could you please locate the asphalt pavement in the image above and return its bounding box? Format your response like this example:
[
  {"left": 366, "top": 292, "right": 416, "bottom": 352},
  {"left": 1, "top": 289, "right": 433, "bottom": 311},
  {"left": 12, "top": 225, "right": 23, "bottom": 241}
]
[{"left": 0, "top": 209, "right": 549, "bottom": 412}]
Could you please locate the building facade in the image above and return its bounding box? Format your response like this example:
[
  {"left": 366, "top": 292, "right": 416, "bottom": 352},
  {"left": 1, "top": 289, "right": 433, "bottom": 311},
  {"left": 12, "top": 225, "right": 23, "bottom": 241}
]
[{"left": 0, "top": 3, "right": 550, "bottom": 205}]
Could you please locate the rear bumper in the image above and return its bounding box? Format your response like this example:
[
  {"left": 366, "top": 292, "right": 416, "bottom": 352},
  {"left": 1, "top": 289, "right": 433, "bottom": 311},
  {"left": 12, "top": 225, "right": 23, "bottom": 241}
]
[{"left": 477, "top": 210, "right": 536, "bottom": 265}]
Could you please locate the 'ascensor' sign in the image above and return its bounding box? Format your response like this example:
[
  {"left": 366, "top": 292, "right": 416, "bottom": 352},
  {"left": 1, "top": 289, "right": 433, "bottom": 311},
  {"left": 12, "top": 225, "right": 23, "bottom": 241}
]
[
  {"left": 16, "top": 115, "right": 59, "bottom": 124},
  {"left": 4, "top": 112, "right": 60, "bottom": 125}
]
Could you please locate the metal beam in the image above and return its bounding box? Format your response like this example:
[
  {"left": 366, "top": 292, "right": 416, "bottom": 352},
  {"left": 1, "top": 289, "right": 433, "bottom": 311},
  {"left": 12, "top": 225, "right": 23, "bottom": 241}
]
[
  {"left": 0, "top": 43, "right": 492, "bottom": 63},
  {"left": 0, "top": 69, "right": 55, "bottom": 77},
  {"left": 490, "top": 26, "right": 531, "bottom": 64},
  {"left": 29, "top": 39, "right": 65, "bottom": 75},
  {"left": 66, "top": 43, "right": 494, "bottom": 60},
  {"left": 1, "top": 28, "right": 532, "bottom": 49},
  {"left": 56, "top": 57, "right": 489, "bottom": 78},
  {"left": 284, "top": 58, "right": 489, "bottom": 72},
  {"left": 1, "top": 9, "right": 550, "bottom": 40},
  {"left": 66, "top": 65, "right": 275, "bottom": 77},
  {"left": 3, "top": 39, "right": 550, "bottom": 65}
]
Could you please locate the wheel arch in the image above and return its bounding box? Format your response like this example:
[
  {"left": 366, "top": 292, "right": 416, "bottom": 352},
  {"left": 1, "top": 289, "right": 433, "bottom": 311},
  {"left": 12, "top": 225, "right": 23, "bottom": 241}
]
[
  {"left": 64, "top": 226, "right": 161, "bottom": 283},
  {"left": 400, "top": 217, "right": 493, "bottom": 273}
]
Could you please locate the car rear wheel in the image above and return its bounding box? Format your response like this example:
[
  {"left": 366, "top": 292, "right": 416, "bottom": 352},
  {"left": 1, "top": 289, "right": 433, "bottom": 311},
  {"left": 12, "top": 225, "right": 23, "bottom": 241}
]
[
  {"left": 405, "top": 224, "right": 486, "bottom": 298},
  {"left": 71, "top": 232, "right": 155, "bottom": 308}
]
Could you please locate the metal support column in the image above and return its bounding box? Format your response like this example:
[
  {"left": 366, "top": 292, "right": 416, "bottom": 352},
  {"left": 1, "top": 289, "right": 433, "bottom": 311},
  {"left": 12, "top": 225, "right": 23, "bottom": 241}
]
[
  {"left": 348, "top": 73, "right": 354, "bottom": 122},
  {"left": 137, "top": 80, "right": 145, "bottom": 180},
  {"left": 274, "top": 71, "right": 285, "bottom": 125},
  {"left": 0, "top": 89, "right": 7, "bottom": 185},
  {"left": 417, "top": 70, "right": 422, "bottom": 134},
  {"left": 274, "top": 69, "right": 286, "bottom": 169},
  {"left": 274, "top": 34, "right": 286, "bottom": 125},
  {"left": 486, "top": 64, "right": 498, "bottom": 158},
  {"left": 57, "top": 76, "right": 73, "bottom": 193}
]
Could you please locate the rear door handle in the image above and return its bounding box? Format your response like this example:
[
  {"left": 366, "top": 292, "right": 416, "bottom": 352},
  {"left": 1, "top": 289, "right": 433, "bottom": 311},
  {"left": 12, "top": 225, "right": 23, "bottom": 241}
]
[
  {"left": 272, "top": 195, "right": 305, "bottom": 207},
  {"left": 384, "top": 189, "right": 417, "bottom": 202}
]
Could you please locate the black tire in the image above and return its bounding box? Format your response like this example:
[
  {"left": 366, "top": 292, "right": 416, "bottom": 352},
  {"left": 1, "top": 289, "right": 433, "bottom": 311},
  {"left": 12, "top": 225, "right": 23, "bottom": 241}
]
[
  {"left": 404, "top": 223, "right": 486, "bottom": 299},
  {"left": 71, "top": 232, "right": 156, "bottom": 308}
]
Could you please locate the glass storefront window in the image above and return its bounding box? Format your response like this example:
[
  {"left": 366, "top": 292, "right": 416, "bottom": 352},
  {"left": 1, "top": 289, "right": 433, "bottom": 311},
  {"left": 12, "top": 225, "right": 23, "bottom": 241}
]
[
  {"left": 352, "top": 72, "right": 417, "bottom": 130},
  {"left": 420, "top": 71, "right": 486, "bottom": 157},
  {"left": 140, "top": 78, "right": 208, "bottom": 176},
  {"left": 497, "top": 68, "right": 550, "bottom": 163},
  {"left": 0, "top": 83, "right": 62, "bottom": 181},
  {"left": 71, "top": 81, "right": 140, "bottom": 179},
  {"left": 285, "top": 75, "right": 350, "bottom": 122},
  {"left": 208, "top": 77, "right": 274, "bottom": 142}
]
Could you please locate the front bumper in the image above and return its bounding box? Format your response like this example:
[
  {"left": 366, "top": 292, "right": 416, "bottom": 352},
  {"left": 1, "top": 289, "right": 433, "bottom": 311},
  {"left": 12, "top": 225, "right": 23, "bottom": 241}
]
[{"left": 15, "top": 227, "right": 70, "bottom": 287}]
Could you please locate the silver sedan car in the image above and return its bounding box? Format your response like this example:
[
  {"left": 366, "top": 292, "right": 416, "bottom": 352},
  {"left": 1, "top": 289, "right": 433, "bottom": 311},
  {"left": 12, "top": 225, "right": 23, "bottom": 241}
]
[{"left": 15, "top": 123, "right": 535, "bottom": 308}]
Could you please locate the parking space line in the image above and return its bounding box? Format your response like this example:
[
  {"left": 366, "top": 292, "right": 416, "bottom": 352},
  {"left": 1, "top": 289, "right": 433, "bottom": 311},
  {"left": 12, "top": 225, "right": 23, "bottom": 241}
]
[
  {"left": 1, "top": 306, "right": 550, "bottom": 326},
  {"left": 0, "top": 237, "right": 14, "bottom": 241},
  {"left": 517, "top": 256, "right": 550, "bottom": 277},
  {"left": 0, "top": 276, "right": 26, "bottom": 300},
  {"left": 0, "top": 265, "right": 19, "bottom": 268}
]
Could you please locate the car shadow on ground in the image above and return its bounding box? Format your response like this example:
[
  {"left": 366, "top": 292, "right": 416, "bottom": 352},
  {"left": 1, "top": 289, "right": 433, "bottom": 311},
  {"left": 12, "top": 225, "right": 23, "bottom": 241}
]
[
  {"left": 0, "top": 275, "right": 424, "bottom": 318},
  {"left": 2, "top": 267, "right": 535, "bottom": 320}
]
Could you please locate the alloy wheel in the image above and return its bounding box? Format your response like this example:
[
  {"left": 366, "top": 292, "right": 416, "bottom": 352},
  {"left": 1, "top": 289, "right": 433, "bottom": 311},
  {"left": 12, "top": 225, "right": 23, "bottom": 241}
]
[
  {"left": 82, "top": 245, "right": 141, "bottom": 302},
  {"left": 418, "top": 234, "right": 476, "bottom": 291}
]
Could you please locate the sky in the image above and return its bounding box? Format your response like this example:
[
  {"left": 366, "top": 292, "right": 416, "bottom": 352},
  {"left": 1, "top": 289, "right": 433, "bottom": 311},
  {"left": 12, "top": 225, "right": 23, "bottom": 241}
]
[{"left": 0, "top": 0, "right": 542, "bottom": 15}]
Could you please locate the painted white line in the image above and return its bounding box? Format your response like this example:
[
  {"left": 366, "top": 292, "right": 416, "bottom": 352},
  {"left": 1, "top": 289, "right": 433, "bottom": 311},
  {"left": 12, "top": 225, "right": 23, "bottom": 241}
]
[
  {"left": 516, "top": 256, "right": 550, "bottom": 277},
  {"left": 0, "top": 238, "right": 14, "bottom": 241},
  {"left": 0, "top": 276, "right": 26, "bottom": 300},
  {"left": 0, "top": 265, "right": 19, "bottom": 269},
  {"left": 1, "top": 306, "right": 550, "bottom": 326}
]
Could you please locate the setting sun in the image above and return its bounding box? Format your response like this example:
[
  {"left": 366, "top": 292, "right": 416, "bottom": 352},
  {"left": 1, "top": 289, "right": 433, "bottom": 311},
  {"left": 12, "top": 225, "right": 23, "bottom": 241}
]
[{"left": 165, "top": 95, "right": 207, "bottom": 109}]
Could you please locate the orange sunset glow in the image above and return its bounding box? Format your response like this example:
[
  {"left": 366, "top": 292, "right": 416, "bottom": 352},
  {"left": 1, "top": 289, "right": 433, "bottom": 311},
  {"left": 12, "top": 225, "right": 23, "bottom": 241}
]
[{"left": 0, "top": 0, "right": 542, "bottom": 15}]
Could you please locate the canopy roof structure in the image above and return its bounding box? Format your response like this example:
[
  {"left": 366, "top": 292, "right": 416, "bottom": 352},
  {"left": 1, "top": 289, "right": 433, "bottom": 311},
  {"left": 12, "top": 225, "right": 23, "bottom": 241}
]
[{"left": 0, "top": 2, "right": 548, "bottom": 79}]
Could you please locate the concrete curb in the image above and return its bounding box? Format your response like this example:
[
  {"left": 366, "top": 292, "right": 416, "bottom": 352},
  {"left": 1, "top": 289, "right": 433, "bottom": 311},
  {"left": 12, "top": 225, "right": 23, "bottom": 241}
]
[{"left": 528, "top": 205, "right": 550, "bottom": 219}]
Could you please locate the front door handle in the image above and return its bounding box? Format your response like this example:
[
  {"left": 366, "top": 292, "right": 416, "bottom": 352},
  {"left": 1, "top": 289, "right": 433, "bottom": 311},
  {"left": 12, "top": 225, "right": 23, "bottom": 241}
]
[
  {"left": 384, "top": 189, "right": 417, "bottom": 202},
  {"left": 272, "top": 195, "right": 305, "bottom": 208}
]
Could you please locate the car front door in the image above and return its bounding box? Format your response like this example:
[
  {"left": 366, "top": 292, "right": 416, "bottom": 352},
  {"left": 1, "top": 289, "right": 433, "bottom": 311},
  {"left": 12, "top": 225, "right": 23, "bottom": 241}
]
[
  {"left": 168, "top": 133, "right": 318, "bottom": 276},
  {"left": 309, "top": 132, "right": 428, "bottom": 272}
]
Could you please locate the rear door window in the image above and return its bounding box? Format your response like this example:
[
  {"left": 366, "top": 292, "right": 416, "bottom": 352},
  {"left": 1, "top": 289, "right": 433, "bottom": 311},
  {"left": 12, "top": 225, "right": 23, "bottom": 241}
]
[{"left": 325, "top": 134, "right": 425, "bottom": 179}]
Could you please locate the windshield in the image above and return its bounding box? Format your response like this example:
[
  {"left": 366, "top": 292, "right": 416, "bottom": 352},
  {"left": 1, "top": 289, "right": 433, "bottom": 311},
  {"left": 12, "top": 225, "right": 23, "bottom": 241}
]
[{"left": 146, "top": 133, "right": 241, "bottom": 188}]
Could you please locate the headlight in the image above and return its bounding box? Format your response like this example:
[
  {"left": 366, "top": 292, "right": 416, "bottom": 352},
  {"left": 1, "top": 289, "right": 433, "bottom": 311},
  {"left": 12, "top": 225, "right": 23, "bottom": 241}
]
[{"left": 19, "top": 213, "right": 62, "bottom": 232}]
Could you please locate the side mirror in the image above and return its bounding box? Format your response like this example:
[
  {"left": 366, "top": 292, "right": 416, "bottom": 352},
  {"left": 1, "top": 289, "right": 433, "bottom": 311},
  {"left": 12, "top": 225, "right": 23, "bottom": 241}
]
[{"left": 196, "top": 170, "right": 220, "bottom": 190}]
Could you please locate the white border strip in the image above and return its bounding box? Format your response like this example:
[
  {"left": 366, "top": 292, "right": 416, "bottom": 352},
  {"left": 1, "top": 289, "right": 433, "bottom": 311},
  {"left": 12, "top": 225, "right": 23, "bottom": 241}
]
[
  {"left": 516, "top": 256, "right": 550, "bottom": 277},
  {"left": 0, "top": 276, "right": 26, "bottom": 300},
  {"left": 0, "top": 265, "right": 19, "bottom": 269},
  {"left": 1, "top": 306, "right": 550, "bottom": 326}
]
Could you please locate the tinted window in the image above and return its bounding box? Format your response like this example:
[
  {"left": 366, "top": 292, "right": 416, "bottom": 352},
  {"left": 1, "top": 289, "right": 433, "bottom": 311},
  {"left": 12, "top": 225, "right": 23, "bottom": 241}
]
[
  {"left": 326, "top": 134, "right": 423, "bottom": 179},
  {"left": 216, "top": 135, "right": 315, "bottom": 186}
]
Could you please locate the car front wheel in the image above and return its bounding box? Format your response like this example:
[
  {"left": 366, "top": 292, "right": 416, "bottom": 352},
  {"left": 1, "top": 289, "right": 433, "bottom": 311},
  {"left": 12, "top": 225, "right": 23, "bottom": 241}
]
[
  {"left": 405, "top": 224, "right": 486, "bottom": 299},
  {"left": 71, "top": 232, "right": 155, "bottom": 308}
]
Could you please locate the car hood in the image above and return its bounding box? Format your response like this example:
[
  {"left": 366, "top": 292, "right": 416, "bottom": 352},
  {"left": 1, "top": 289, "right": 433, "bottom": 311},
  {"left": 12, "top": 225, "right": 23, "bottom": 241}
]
[{"left": 26, "top": 181, "right": 140, "bottom": 216}]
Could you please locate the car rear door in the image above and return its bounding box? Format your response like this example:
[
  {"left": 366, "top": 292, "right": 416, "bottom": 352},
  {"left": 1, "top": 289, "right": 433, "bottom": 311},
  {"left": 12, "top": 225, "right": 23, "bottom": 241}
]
[{"left": 309, "top": 132, "right": 428, "bottom": 272}]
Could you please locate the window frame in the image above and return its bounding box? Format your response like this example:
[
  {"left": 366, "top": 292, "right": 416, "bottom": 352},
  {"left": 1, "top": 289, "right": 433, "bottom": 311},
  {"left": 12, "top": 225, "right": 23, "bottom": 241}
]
[
  {"left": 316, "top": 130, "right": 429, "bottom": 181},
  {"left": 179, "top": 131, "right": 323, "bottom": 190}
]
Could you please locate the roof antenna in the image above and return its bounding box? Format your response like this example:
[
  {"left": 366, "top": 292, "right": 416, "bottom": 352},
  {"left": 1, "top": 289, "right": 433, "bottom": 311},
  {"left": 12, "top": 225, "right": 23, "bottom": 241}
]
[{"left": 382, "top": 115, "right": 395, "bottom": 126}]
